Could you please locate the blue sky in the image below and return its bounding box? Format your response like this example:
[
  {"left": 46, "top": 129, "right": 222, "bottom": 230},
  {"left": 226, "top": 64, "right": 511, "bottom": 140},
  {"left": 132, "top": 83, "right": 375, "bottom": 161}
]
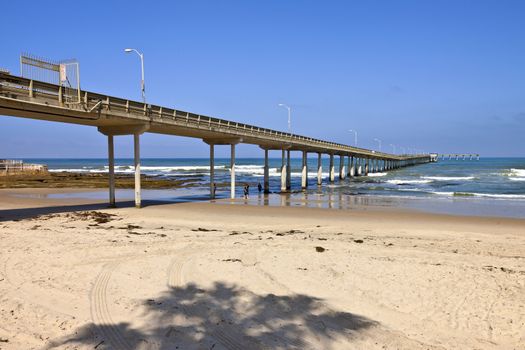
[{"left": 1, "top": 0, "right": 524, "bottom": 158}]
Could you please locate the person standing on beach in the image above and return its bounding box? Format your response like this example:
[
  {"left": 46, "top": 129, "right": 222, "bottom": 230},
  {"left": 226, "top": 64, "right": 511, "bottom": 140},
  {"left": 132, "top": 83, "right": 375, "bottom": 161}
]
[
  {"left": 243, "top": 184, "right": 249, "bottom": 199},
  {"left": 258, "top": 182, "right": 262, "bottom": 193}
]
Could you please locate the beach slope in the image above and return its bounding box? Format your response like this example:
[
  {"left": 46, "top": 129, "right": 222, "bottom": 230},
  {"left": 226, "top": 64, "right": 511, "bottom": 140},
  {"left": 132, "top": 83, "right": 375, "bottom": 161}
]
[{"left": 0, "top": 190, "right": 524, "bottom": 349}]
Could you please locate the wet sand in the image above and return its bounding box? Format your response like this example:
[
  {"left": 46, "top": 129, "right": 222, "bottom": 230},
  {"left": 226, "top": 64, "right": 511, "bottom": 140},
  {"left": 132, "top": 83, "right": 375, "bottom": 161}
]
[{"left": 0, "top": 188, "right": 524, "bottom": 349}]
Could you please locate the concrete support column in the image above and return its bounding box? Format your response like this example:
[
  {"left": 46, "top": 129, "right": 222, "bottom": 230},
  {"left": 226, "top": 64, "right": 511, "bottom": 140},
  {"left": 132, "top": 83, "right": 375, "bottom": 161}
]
[
  {"left": 301, "top": 151, "right": 308, "bottom": 189},
  {"left": 230, "top": 144, "right": 236, "bottom": 199},
  {"left": 133, "top": 133, "right": 141, "bottom": 208},
  {"left": 329, "top": 154, "right": 335, "bottom": 182},
  {"left": 365, "top": 158, "right": 369, "bottom": 176},
  {"left": 349, "top": 156, "right": 355, "bottom": 177},
  {"left": 209, "top": 144, "right": 215, "bottom": 199},
  {"left": 281, "top": 150, "right": 287, "bottom": 192},
  {"left": 357, "top": 158, "right": 362, "bottom": 176},
  {"left": 108, "top": 135, "right": 116, "bottom": 207},
  {"left": 286, "top": 150, "right": 291, "bottom": 190},
  {"left": 339, "top": 155, "right": 346, "bottom": 180},
  {"left": 317, "top": 153, "right": 322, "bottom": 185},
  {"left": 263, "top": 149, "right": 270, "bottom": 193}
]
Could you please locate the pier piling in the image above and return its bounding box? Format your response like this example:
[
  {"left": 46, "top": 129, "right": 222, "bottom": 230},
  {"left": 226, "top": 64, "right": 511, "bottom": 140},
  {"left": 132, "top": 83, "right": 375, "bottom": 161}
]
[
  {"left": 263, "top": 149, "right": 269, "bottom": 193},
  {"left": 317, "top": 153, "right": 322, "bottom": 185},
  {"left": 108, "top": 135, "right": 115, "bottom": 207},
  {"left": 134, "top": 133, "right": 141, "bottom": 208},
  {"left": 329, "top": 154, "right": 335, "bottom": 182},
  {"left": 230, "top": 144, "right": 236, "bottom": 199}
]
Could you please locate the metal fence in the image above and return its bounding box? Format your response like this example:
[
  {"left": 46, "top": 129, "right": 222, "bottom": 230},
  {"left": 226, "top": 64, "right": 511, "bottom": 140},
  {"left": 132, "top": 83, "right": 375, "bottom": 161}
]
[
  {"left": 0, "top": 159, "right": 47, "bottom": 174},
  {"left": 20, "top": 54, "right": 81, "bottom": 104}
]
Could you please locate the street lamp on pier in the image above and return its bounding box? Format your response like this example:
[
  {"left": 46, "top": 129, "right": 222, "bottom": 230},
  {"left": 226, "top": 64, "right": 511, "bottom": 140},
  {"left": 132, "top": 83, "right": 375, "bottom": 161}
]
[
  {"left": 278, "top": 103, "right": 292, "bottom": 133},
  {"left": 124, "top": 48, "right": 146, "bottom": 104},
  {"left": 373, "top": 138, "right": 382, "bottom": 152},
  {"left": 348, "top": 129, "right": 357, "bottom": 147}
]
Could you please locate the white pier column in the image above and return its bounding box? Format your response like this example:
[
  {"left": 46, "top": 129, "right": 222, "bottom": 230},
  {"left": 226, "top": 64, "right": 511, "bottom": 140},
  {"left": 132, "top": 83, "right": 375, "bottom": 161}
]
[
  {"left": 329, "top": 154, "right": 335, "bottom": 182},
  {"left": 209, "top": 144, "right": 215, "bottom": 199},
  {"left": 317, "top": 153, "right": 322, "bottom": 185},
  {"left": 339, "top": 155, "right": 345, "bottom": 180},
  {"left": 286, "top": 149, "right": 291, "bottom": 190},
  {"left": 317, "top": 152, "right": 323, "bottom": 186},
  {"left": 301, "top": 151, "right": 308, "bottom": 189},
  {"left": 349, "top": 156, "right": 355, "bottom": 177},
  {"left": 365, "top": 159, "right": 369, "bottom": 176},
  {"left": 281, "top": 150, "right": 287, "bottom": 192},
  {"left": 357, "top": 158, "right": 362, "bottom": 176},
  {"left": 230, "top": 144, "right": 236, "bottom": 199},
  {"left": 133, "top": 133, "right": 141, "bottom": 208},
  {"left": 108, "top": 135, "right": 115, "bottom": 207},
  {"left": 264, "top": 149, "right": 270, "bottom": 193}
]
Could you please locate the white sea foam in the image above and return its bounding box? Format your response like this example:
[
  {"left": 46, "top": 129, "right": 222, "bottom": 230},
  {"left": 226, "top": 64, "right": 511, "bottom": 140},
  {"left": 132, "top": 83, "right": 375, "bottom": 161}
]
[
  {"left": 430, "top": 191, "right": 525, "bottom": 200},
  {"left": 508, "top": 168, "right": 525, "bottom": 181},
  {"left": 469, "top": 193, "right": 525, "bottom": 199},
  {"left": 430, "top": 191, "right": 457, "bottom": 196},
  {"left": 387, "top": 179, "right": 432, "bottom": 185},
  {"left": 510, "top": 168, "right": 525, "bottom": 176},
  {"left": 49, "top": 168, "right": 93, "bottom": 173},
  {"left": 368, "top": 172, "right": 388, "bottom": 177},
  {"left": 422, "top": 176, "right": 475, "bottom": 181}
]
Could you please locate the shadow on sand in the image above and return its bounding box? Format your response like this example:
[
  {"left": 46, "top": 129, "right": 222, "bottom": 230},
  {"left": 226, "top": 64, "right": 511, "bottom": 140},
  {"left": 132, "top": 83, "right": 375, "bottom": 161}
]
[
  {"left": 47, "top": 282, "right": 377, "bottom": 349},
  {"left": 0, "top": 200, "right": 156, "bottom": 222},
  {"left": 0, "top": 194, "right": 226, "bottom": 222}
]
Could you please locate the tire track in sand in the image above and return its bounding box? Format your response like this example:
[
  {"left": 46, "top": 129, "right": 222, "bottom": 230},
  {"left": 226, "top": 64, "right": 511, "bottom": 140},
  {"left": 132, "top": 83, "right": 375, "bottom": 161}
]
[{"left": 90, "top": 262, "right": 133, "bottom": 350}]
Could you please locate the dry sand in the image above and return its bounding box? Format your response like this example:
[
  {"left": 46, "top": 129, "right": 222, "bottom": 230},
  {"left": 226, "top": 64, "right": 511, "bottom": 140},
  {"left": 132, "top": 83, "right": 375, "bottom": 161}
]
[{"left": 0, "top": 188, "right": 524, "bottom": 349}]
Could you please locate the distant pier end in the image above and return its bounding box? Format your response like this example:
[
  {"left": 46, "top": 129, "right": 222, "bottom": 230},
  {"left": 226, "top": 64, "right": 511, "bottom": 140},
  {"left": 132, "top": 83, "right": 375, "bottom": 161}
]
[{"left": 437, "top": 154, "right": 480, "bottom": 161}]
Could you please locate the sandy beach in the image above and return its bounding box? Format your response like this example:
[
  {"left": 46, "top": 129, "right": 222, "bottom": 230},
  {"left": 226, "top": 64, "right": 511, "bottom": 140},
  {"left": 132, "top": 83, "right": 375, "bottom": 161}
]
[{"left": 0, "top": 188, "right": 524, "bottom": 350}]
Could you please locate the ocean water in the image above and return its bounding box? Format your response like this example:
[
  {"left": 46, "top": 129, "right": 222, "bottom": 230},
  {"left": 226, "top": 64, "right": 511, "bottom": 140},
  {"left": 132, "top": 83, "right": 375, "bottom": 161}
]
[{"left": 21, "top": 157, "right": 525, "bottom": 218}]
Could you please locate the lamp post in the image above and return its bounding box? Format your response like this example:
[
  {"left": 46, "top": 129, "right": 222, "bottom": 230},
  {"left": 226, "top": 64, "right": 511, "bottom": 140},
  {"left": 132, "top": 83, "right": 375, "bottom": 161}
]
[
  {"left": 348, "top": 129, "right": 357, "bottom": 146},
  {"left": 390, "top": 144, "right": 396, "bottom": 154},
  {"left": 124, "top": 48, "right": 146, "bottom": 104},
  {"left": 373, "top": 138, "right": 382, "bottom": 152},
  {"left": 278, "top": 103, "right": 291, "bottom": 133}
]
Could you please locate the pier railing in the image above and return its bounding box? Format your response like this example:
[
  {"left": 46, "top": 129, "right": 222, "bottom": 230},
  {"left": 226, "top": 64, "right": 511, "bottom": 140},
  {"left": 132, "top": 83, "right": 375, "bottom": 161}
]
[
  {"left": 0, "top": 159, "right": 47, "bottom": 174},
  {"left": 0, "top": 72, "right": 427, "bottom": 161}
]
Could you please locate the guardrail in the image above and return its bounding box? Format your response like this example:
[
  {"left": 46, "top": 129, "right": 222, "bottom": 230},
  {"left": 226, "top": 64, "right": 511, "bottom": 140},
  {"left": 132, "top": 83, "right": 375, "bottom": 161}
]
[
  {"left": 0, "top": 159, "right": 47, "bottom": 174},
  {"left": 0, "top": 72, "right": 429, "bottom": 161}
]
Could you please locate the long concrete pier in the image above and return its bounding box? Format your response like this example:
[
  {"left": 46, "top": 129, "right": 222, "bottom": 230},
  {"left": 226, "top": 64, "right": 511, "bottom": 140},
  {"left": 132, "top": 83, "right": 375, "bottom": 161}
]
[{"left": 0, "top": 72, "right": 431, "bottom": 207}]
